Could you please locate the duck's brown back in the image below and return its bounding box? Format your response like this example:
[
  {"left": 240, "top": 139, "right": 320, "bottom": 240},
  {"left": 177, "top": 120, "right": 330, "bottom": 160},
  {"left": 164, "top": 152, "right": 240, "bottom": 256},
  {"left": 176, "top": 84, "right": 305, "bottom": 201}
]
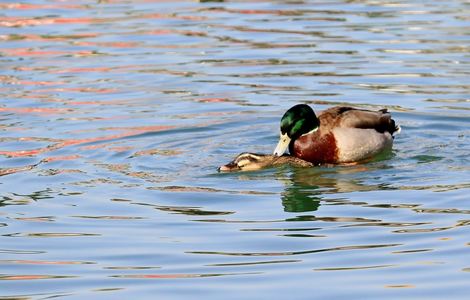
[{"left": 319, "top": 106, "right": 398, "bottom": 134}]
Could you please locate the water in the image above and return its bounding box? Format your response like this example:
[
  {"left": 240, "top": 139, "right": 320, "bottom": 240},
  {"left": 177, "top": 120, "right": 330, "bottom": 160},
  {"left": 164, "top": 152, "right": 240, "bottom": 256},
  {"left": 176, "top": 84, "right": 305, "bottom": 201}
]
[{"left": 1, "top": 0, "right": 469, "bottom": 299}]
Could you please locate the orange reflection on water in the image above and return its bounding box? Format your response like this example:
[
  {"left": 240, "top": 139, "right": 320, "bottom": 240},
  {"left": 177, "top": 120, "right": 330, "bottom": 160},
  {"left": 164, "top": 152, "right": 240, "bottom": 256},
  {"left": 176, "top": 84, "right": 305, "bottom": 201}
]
[
  {"left": 80, "top": 144, "right": 109, "bottom": 151},
  {"left": 140, "top": 13, "right": 207, "bottom": 22},
  {"left": 108, "top": 146, "right": 135, "bottom": 152},
  {"left": 146, "top": 29, "right": 207, "bottom": 37},
  {"left": 0, "top": 125, "right": 176, "bottom": 158},
  {"left": 15, "top": 217, "right": 54, "bottom": 222},
  {"left": 1, "top": 275, "right": 52, "bottom": 280},
  {"left": 17, "top": 80, "right": 65, "bottom": 86},
  {"left": 197, "top": 98, "right": 231, "bottom": 103},
  {"left": 201, "top": 7, "right": 296, "bottom": 16},
  {"left": 0, "top": 149, "right": 48, "bottom": 158},
  {"left": 113, "top": 273, "right": 218, "bottom": 279},
  {"left": 1, "top": 33, "right": 98, "bottom": 42},
  {"left": 36, "top": 87, "right": 117, "bottom": 94},
  {"left": 0, "top": 274, "right": 76, "bottom": 280},
  {"left": 74, "top": 41, "right": 140, "bottom": 48},
  {"left": 1, "top": 48, "right": 98, "bottom": 57},
  {"left": 0, "top": 3, "right": 86, "bottom": 10},
  {"left": 0, "top": 164, "right": 38, "bottom": 176},
  {"left": 52, "top": 67, "right": 114, "bottom": 74},
  {"left": 0, "top": 16, "right": 98, "bottom": 27},
  {"left": 0, "top": 107, "right": 72, "bottom": 114}
]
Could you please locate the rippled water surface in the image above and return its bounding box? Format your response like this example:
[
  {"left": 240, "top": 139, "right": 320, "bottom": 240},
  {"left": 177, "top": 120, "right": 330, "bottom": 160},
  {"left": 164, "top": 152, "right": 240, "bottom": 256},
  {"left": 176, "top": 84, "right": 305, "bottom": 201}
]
[{"left": 1, "top": 0, "right": 469, "bottom": 299}]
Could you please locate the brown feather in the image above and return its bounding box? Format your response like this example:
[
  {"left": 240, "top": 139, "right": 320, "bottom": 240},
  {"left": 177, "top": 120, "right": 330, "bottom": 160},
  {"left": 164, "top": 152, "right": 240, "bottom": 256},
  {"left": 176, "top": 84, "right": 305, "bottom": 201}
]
[
  {"left": 293, "top": 131, "right": 338, "bottom": 164},
  {"left": 318, "top": 106, "right": 398, "bottom": 134}
]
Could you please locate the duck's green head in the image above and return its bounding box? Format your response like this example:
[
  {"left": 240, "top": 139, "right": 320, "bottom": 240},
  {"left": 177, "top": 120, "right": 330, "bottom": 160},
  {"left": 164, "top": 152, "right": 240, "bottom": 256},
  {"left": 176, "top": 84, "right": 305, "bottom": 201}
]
[{"left": 273, "top": 104, "right": 319, "bottom": 156}]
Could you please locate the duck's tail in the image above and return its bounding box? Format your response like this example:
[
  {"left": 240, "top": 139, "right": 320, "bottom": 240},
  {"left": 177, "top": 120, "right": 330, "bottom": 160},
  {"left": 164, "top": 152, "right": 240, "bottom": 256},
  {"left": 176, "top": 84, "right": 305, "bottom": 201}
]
[
  {"left": 379, "top": 109, "right": 400, "bottom": 137},
  {"left": 394, "top": 125, "right": 401, "bottom": 135},
  {"left": 391, "top": 125, "right": 401, "bottom": 139}
]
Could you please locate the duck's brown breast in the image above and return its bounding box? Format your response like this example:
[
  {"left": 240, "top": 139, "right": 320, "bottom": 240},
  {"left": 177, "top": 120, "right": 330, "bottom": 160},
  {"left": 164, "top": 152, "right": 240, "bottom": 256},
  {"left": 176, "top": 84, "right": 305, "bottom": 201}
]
[{"left": 292, "top": 131, "right": 338, "bottom": 164}]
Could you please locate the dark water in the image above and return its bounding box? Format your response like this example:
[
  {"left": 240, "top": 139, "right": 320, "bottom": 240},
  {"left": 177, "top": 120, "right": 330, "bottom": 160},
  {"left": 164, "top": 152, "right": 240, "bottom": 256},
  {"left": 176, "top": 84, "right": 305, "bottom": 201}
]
[{"left": 1, "top": 1, "right": 469, "bottom": 299}]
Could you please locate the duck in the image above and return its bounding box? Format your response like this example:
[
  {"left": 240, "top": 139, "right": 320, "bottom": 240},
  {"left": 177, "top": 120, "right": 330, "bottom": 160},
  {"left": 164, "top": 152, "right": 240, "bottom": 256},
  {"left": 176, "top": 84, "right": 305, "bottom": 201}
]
[
  {"left": 273, "top": 104, "right": 400, "bottom": 165},
  {"left": 219, "top": 152, "right": 313, "bottom": 172}
]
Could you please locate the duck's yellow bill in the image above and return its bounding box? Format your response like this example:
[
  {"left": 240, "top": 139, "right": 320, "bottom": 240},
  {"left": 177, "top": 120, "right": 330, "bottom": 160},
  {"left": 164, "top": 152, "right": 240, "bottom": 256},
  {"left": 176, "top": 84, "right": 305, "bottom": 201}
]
[{"left": 273, "top": 133, "right": 290, "bottom": 156}]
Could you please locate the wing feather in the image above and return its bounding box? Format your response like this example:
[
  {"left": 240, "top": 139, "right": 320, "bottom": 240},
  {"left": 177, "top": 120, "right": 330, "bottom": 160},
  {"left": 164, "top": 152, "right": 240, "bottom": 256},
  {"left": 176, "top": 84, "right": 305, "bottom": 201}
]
[{"left": 318, "top": 107, "right": 398, "bottom": 134}]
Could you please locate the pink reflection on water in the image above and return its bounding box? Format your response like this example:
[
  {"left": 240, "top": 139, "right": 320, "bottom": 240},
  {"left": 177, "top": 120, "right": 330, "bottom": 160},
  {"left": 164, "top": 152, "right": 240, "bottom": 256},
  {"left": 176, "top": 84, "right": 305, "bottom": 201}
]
[
  {"left": 36, "top": 87, "right": 117, "bottom": 94},
  {"left": 0, "top": 16, "right": 99, "bottom": 27},
  {"left": 0, "top": 107, "right": 72, "bottom": 114},
  {"left": 2, "top": 48, "right": 98, "bottom": 57},
  {"left": 0, "top": 3, "right": 87, "bottom": 10},
  {"left": 0, "top": 33, "right": 97, "bottom": 42},
  {"left": 0, "top": 126, "right": 176, "bottom": 158}
]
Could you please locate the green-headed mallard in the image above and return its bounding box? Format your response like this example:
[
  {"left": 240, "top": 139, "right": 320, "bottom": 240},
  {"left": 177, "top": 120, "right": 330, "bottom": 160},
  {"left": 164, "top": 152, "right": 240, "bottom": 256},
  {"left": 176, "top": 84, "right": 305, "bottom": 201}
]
[{"left": 273, "top": 104, "right": 400, "bottom": 165}]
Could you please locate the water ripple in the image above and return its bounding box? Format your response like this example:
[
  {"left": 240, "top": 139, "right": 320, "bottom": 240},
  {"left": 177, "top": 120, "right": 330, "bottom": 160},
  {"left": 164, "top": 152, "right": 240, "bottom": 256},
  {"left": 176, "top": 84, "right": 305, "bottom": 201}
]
[
  {"left": 188, "top": 243, "right": 401, "bottom": 257},
  {"left": 0, "top": 0, "right": 469, "bottom": 299}
]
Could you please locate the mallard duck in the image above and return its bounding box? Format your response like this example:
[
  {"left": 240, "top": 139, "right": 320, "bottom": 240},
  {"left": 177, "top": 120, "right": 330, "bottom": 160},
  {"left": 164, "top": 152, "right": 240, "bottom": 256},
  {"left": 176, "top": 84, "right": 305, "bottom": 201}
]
[
  {"left": 273, "top": 104, "right": 400, "bottom": 165},
  {"left": 219, "top": 152, "right": 313, "bottom": 172}
]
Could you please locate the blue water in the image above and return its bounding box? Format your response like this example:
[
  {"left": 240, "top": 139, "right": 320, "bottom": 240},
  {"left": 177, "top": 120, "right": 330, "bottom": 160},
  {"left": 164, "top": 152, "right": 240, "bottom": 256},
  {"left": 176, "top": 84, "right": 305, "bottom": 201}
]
[{"left": 1, "top": 1, "right": 469, "bottom": 299}]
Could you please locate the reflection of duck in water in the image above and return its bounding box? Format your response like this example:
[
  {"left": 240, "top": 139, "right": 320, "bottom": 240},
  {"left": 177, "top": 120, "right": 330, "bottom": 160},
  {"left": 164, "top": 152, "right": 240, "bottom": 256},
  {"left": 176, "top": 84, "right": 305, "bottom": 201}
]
[
  {"left": 273, "top": 104, "right": 400, "bottom": 165},
  {"left": 281, "top": 166, "right": 388, "bottom": 213}
]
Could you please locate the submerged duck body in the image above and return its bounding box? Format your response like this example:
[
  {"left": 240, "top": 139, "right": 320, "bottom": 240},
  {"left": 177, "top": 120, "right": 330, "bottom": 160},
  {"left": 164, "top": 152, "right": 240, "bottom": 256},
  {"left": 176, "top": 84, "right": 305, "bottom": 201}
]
[
  {"left": 274, "top": 105, "right": 400, "bottom": 165},
  {"left": 219, "top": 153, "right": 313, "bottom": 172}
]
